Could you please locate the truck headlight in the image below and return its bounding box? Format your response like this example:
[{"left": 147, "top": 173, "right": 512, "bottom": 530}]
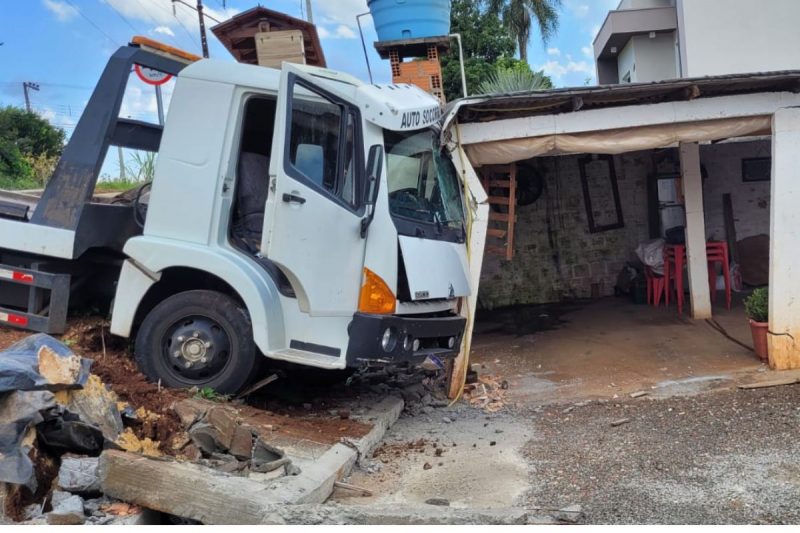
[{"left": 381, "top": 327, "right": 397, "bottom": 352}]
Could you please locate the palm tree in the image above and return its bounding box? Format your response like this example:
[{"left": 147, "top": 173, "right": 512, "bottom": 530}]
[
  {"left": 488, "top": 0, "right": 561, "bottom": 63},
  {"left": 478, "top": 68, "right": 552, "bottom": 94}
]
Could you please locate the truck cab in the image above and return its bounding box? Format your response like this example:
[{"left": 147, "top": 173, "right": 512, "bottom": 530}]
[{"left": 103, "top": 46, "right": 469, "bottom": 392}]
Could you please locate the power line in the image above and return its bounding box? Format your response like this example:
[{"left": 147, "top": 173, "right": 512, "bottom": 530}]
[
  {"left": 128, "top": 0, "right": 188, "bottom": 50},
  {"left": 62, "top": 0, "right": 121, "bottom": 47},
  {"left": 151, "top": 0, "right": 203, "bottom": 53},
  {"left": 105, "top": 3, "right": 142, "bottom": 36}
]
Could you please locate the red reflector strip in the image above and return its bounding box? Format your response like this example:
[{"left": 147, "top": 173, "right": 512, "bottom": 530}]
[
  {"left": 0, "top": 312, "right": 28, "bottom": 326},
  {"left": 0, "top": 269, "right": 33, "bottom": 283},
  {"left": 12, "top": 272, "right": 33, "bottom": 283}
]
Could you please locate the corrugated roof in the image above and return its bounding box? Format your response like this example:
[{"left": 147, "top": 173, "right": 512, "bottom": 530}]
[
  {"left": 448, "top": 71, "right": 800, "bottom": 124},
  {"left": 211, "top": 6, "right": 326, "bottom": 68}
]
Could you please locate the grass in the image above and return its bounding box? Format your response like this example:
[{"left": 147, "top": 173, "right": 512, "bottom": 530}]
[
  {"left": 192, "top": 386, "right": 231, "bottom": 403},
  {"left": 0, "top": 173, "right": 42, "bottom": 191},
  {"left": 94, "top": 178, "right": 146, "bottom": 193}
]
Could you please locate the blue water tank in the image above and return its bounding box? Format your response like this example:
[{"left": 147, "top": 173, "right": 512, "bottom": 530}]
[{"left": 368, "top": 0, "right": 451, "bottom": 42}]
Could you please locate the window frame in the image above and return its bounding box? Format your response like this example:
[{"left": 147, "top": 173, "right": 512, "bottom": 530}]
[{"left": 282, "top": 73, "right": 365, "bottom": 216}]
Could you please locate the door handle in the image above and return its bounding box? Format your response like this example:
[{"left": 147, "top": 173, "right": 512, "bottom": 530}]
[{"left": 282, "top": 193, "right": 306, "bottom": 205}]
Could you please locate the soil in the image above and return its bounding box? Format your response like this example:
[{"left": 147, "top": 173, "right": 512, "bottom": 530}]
[{"left": 233, "top": 402, "right": 372, "bottom": 446}]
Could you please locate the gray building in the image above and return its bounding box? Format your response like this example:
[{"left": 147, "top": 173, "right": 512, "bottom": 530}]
[{"left": 594, "top": 0, "right": 800, "bottom": 85}]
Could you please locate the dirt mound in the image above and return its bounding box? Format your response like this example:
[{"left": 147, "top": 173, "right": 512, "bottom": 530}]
[{"left": 62, "top": 319, "right": 188, "bottom": 454}]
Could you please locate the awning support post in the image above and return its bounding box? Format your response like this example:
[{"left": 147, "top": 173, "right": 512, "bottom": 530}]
[
  {"left": 679, "top": 141, "right": 712, "bottom": 319},
  {"left": 448, "top": 142, "right": 489, "bottom": 400},
  {"left": 768, "top": 108, "right": 800, "bottom": 369}
]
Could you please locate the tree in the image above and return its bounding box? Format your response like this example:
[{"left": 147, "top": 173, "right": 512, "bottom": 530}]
[
  {"left": 488, "top": 0, "right": 561, "bottom": 63},
  {"left": 0, "top": 106, "right": 65, "bottom": 188},
  {"left": 478, "top": 62, "right": 553, "bottom": 94},
  {"left": 0, "top": 106, "right": 65, "bottom": 158},
  {"left": 441, "top": 0, "right": 517, "bottom": 101}
]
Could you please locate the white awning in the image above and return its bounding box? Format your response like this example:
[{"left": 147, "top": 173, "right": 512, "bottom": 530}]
[{"left": 463, "top": 115, "right": 772, "bottom": 166}]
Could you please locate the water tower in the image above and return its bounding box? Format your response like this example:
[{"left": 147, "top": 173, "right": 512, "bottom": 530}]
[{"left": 369, "top": 0, "right": 452, "bottom": 104}]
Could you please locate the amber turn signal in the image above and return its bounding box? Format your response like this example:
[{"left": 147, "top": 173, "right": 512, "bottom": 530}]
[{"left": 358, "top": 268, "right": 396, "bottom": 314}]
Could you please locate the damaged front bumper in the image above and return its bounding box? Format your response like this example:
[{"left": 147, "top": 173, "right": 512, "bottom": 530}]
[{"left": 345, "top": 312, "right": 466, "bottom": 366}]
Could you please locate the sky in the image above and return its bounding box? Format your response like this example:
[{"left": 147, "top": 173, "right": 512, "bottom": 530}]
[{"left": 0, "top": 0, "right": 620, "bottom": 169}]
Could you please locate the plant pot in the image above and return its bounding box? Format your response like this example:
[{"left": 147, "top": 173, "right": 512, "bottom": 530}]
[{"left": 748, "top": 319, "right": 769, "bottom": 362}]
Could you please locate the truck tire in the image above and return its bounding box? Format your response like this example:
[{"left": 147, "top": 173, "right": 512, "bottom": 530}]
[{"left": 134, "top": 290, "right": 258, "bottom": 395}]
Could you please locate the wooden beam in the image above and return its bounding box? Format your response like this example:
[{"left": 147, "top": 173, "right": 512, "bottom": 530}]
[
  {"left": 448, "top": 143, "right": 489, "bottom": 399},
  {"left": 680, "top": 142, "right": 712, "bottom": 319}
]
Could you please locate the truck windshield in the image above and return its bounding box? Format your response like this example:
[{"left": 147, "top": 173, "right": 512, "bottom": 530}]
[{"left": 384, "top": 129, "right": 465, "bottom": 242}]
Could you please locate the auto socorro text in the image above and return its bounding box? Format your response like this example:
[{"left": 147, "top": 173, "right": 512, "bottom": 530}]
[{"left": 400, "top": 105, "right": 442, "bottom": 129}]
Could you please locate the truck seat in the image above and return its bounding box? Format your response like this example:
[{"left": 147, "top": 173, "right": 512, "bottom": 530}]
[
  {"left": 231, "top": 152, "right": 295, "bottom": 298},
  {"left": 231, "top": 151, "right": 269, "bottom": 254}
]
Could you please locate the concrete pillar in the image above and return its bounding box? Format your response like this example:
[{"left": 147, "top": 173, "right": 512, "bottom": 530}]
[
  {"left": 768, "top": 107, "right": 800, "bottom": 370},
  {"left": 679, "top": 142, "right": 712, "bottom": 319}
]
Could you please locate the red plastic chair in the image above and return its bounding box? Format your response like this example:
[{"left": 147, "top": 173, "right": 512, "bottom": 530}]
[
  {"left": 706, "top": 241, "right": 731, "bottom": 310},
  {"left": 663, "top": 241, "right": 731, "bottom": 314},
  {"left": 644, "top": 266, "right": 665, "bottom": 307}
]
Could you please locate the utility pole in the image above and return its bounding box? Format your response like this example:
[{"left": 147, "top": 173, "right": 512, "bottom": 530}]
[
  {"left": 196, "top": 0, "right": 209, "bottom": 58},
  {"left": 305, "top": 0, "right": 313, "bottom": 23},
  {"left": 22, "top": 82, "right": 39, "bottom": 113}
]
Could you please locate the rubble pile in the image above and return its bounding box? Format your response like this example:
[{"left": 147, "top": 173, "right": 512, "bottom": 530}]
[
  {"left": 462, "top": 374, "right": 509, "bottom": 413},
  {"left": 0, "top": 334, "right": 184, "bottom": 524}
]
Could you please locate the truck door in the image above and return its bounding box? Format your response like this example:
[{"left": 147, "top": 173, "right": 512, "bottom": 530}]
[{"left": 263, "top": 65, "right": 367, "bottom": 316}]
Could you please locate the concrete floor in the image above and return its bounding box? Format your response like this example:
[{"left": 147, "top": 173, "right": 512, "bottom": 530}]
[{"left": 470, "top": 296, "right": 766, "bottom": 405}]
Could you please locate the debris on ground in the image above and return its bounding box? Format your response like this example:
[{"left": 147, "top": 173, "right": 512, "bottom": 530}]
[{"left": 462, "top": 374, "right": 508, "bottom": 412}]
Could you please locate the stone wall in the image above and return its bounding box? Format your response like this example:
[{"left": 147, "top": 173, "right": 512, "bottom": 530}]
[
  {"left": 475, "top": 139, "right": 772, "bottom": 309},
  {"left": 700, "top": 139, "right": 771, "bottom": 241},
  {"left": 478, "top": 151, "right": 652, "bottom": 309}
]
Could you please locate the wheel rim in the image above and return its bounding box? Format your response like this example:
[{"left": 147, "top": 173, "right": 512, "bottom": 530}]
[{"left": 160, "top": 314, "right": 232, "bottom": 384}]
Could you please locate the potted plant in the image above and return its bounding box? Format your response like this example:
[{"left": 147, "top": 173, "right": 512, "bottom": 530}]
[{"left": 744, "top": 287, "right": 769, "bottom": 361}]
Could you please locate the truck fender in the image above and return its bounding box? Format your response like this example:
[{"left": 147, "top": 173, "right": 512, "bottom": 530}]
[{"left": 109, "top": 237, "right": 286, "bottom": 355}]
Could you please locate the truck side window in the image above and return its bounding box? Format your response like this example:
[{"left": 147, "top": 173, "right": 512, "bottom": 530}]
[{"left": 287, "top": 82, "right": 360, "bottom": 209}]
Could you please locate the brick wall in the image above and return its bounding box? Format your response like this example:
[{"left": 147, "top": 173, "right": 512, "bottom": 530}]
[
  {"left": 478, "top": 151, "right": 651, "bottom": 309},
  {"left": 700, "top": 139, "right": 771, "bottom": 241}
]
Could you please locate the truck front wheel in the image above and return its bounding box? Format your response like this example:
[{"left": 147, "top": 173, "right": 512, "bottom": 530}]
[{"left": 134, "top": 290, "right": 258, "bottom": 395}]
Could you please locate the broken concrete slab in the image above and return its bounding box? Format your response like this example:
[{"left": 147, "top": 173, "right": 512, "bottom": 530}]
[
  {"left": 553, "top": 503, "right": 584, "bottom": 524},
  {"left": 57, "top": 455, "right": 100, "bottom": 493},
  {"left": 98, "top": 450, "right": 290, "bottom": 525},
  {"left": 229, "top": 425, "right": 254, "bottom": 460},
  {"left": 172, "top": 398, "right": 208, "bottom": 428},
  {"left": 99, "top": 396, "right": 405, "bottom": 524},
  {"left": 46, "top": 494, "right": 85, "bottom": 525}
]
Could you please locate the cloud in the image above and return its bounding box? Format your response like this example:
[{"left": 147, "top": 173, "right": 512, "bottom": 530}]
[
  {"left": 537, "top": 58, "right": 595, "bottom": 81},
  {"left": 318, "top": 24, "right": 358, "bottom": 40},
  {"left": 335, "top": 25, "right": 357, "bottom": 39},
  {"left": 153, "top": 26, "right": 175, "bottom": 38},
  {"left": 315, "top": 0, "right": 368, "bottom": 28},
  {"left": 547, "top": 47, "right": 561, "bottom": 57},
  {"left": 103, "top": 0, "right": 239, "bottom": 47},
  {"left": 582, "top": 45, "right": 593, "bottom": 58},
  {"left": 42, "top": 0, "right": 78, "bottom": 22}
]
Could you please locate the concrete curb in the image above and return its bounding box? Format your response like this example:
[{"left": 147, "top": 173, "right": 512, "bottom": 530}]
[
  {"left": 274, "top": 395, "right": 404, "bottom": 504},
  {"left": 98, "top": 396, "right": 406, "bottom": 523}
]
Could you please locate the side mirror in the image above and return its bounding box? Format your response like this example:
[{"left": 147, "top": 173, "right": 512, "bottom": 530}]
[
  {"left": 364, "top": 144, "right": 383, "bottom": 205},
  {"left": 361, "top": 144, "right": 384, "bottom": 238}
]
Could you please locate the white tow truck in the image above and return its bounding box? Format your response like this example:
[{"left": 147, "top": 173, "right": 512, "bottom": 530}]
[{"left": 0, "top": 38, "right": 471, "bottom": 393}]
